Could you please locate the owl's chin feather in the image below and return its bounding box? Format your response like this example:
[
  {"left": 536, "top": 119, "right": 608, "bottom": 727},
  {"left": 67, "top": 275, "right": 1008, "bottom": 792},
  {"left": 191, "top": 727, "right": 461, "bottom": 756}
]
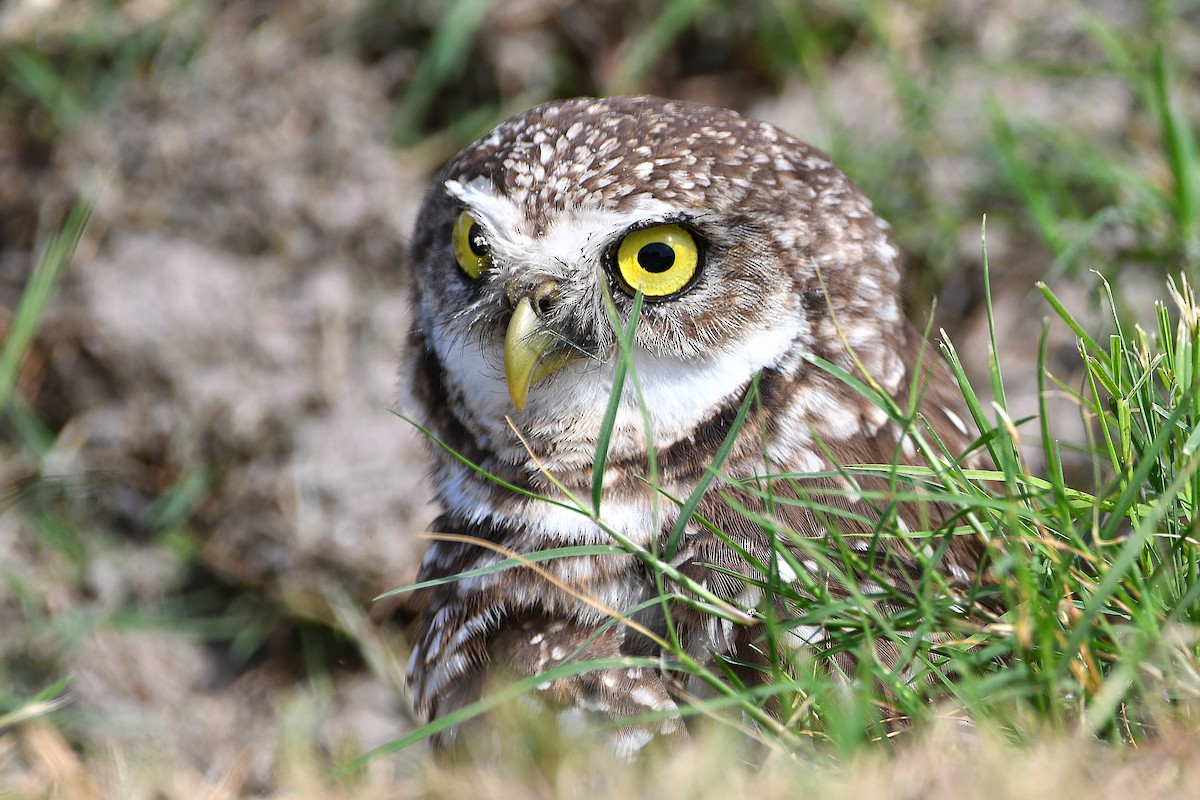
[{"left": 429, "top": 303, "right": 807, "bottom": 473}]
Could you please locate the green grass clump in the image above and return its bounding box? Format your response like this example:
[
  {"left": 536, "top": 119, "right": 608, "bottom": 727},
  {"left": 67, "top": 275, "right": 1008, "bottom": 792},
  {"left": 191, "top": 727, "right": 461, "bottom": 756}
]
[
  {"left": 368, "top": 265, "right": 1200, "bottom": 769},
  {"left": 1, "top": 4, "right": 206, "bottom": 141}
]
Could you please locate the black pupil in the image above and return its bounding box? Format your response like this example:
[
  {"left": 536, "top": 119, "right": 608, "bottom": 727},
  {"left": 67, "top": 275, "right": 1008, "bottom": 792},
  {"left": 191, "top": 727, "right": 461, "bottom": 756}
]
[
  {"left": 467, "top": 223, "right": 489, "bottom": 257},
  {"left": 637, "top": 242, "right": 675, "bottom": 273}
]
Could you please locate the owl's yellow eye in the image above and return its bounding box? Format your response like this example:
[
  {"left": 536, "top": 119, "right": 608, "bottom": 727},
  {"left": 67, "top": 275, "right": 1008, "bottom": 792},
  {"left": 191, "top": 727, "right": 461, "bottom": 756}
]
[
  {"left": 452, "top": 211, "right": 491, "bottom": 279},
  {"left": 613, "top": 223, "right": 701, "bottom": 299}
]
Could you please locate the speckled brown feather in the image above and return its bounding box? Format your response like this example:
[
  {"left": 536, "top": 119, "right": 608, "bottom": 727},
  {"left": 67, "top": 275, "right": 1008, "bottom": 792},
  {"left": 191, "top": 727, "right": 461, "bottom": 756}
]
[{"left": 401, "top": 95, "right": 992, "bottom": 755}]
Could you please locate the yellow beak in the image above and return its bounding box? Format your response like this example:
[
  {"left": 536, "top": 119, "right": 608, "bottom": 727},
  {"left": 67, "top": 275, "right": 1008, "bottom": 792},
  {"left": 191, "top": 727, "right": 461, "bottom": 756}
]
[{"left": 504, "top": 297, "right": 570, "bottom": 411}]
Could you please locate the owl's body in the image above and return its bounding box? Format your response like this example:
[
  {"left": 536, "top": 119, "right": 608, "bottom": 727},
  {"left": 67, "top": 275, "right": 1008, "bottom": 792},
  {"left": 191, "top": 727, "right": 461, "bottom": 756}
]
[{"left": 403, "top": 96, "right": 983, "bottom": 755}]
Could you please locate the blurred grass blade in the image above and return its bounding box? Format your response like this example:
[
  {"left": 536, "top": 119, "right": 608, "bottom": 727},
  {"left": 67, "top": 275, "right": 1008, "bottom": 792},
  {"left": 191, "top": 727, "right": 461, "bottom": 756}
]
[
  {"left": 393, "top": 0, "right": 495, "bottom": 144},
  {"left": 0, "top": 678, "right": 72, "bottom": 732},
  {"left": 605, "top": 0, "right": 713, "bottom": 95},
  {"left": 6, "top": 48, "right": 85, "bottom": 131},
  {"left": 0, "top": 195, "right": 94, "bottom": 416},
  {"left": 1151, "top": 45, "right": 1199, "bottom": 260},
  {"left": 987, "top": 103, "right": 1069, "bottom": 255}
]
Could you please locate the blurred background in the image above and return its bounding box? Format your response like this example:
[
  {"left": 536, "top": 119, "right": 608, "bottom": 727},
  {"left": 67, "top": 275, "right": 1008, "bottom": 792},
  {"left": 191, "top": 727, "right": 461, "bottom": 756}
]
[{"left": 1, "top": 0, "right": 1197, "bottom": 794}]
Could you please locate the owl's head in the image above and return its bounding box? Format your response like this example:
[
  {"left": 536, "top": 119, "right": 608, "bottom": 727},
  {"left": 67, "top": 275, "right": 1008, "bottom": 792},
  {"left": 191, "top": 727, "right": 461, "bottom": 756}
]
[{"left": 407, "top": 96, "right": 908, "bottom": 474}]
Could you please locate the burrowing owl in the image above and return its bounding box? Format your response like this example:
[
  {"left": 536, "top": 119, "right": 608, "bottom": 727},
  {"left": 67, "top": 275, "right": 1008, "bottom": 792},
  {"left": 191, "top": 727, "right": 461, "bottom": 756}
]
[{"left": 403, "top": 96, "right": 985, "bottom": 755}]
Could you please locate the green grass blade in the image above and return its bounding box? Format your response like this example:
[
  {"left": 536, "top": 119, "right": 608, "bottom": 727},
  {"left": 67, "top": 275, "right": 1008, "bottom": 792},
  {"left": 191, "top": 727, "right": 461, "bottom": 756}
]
[
  {"left": 336, "top": 655, "right": 666, "bottom": 774},
  {"left": 979, "top": 217, "right": 1010, "bottom": 415},
  {"left": 663, "top": 373, "right": 759, "bottom": 560},
  {"left": 0, "top": 194, "right": 94, "bottom": 416},
  {"left": 1037, "top": 281, "right": 1108, "bottom": 355},
  {"left": 592, "top": 291, "right": 645, "bottom": 516},
  {"left": 374, "top": 544, "right": 624, "bottom": 600},
  {"left": 389, "top": 408, "right": 580, "bottom": 513}
]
